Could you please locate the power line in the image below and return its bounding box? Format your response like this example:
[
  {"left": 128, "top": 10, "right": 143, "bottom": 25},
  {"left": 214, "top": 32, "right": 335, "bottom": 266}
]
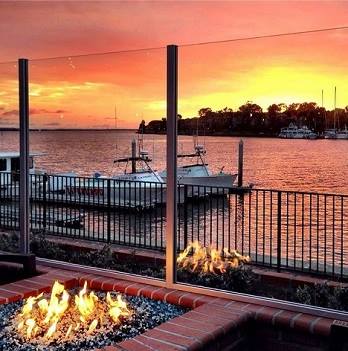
[
  {"left": 180, "top": 25, "right": 348, "bottom": 47},
  {"left": 1, "top": 25, "right": 348, "bottom": 64}
]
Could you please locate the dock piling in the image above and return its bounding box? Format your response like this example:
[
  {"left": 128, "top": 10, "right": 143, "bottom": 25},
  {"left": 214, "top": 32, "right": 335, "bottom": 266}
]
[
  {"left": 131, "top": 139, "right": 137, "bottom": 173},
  {"left": 238, "top": 139, "right": 244, "bottom": 188}
]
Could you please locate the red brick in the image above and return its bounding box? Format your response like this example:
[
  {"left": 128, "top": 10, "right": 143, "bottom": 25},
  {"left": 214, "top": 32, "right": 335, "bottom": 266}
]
[
  {"left": 311, "top": 317, "right": 333, "bottom": 336},
  {"left": 192, "top": 295, "right": 216, "bottom": 307},
  {"left": 88, "top": 276, "right": 106, "bottom": 290},
  {"left": 0, "top": 287, "right": 21, "bottom": 302},
  {"left": 102, "top": 346, "right": 123, "bottom": 351},
  {"left": 164, "top": 290, "right": 185, "bottom": 305},
  {"left": 101, "top": 280, "right": 115, "bottom": 291},
  {"left": 136, "top": 285, "right": 160, "bottom": 298},
  {"left": 254, "top": 307, "right": 280, "bottom": 324},
  {"left": 271, "top": 309, "right": 298, "bottom": 329},
  {"left": 158, "top": 321, "right": 213, "bottom": 345},
  {"left": 0, "top": 283, "right": 38, "bottom": 299},
  {"left": 117, "top": 338, "right": 153, "bottom": 351},
  {"left": 112, "top": 280, "right": 136, "bottom": 293},
  {"left": 184, "top": 310, "right": 239, "bottom": 336},
  {"left": 136, "top": 334, "right": 180, "bottom": 351},
  {"left": 174, "top": 315, "right": 224, "bottom": 340},
  {"left": 196, "top": 303, "right": 250, "bottom": 323},
  {"left": 150, "top": 287, "right": 168, "bottom": 300},
  {"left": 177, "top": 293, "right": 201, "bottom": 308},
  {"left": 10, "top": 280, "right": 50, "bottom": 294},
  {"left": 292, "top": 313, "right": 319, "bottom": 334},
  {"left": 78, "top": 274, "right": 96, "bottom": 285},
  {"left": 142, "top": 328, "right": 201, "bottom": 350},
  {"left": 207, "top": 298, "right": 230, "bottom": 307},
  {"left": 124, "top": 283, "right": 144, "bottom": 296}
]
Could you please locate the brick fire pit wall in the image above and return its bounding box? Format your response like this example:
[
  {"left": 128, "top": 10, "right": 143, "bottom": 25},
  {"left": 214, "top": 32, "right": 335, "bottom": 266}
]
[{"left": 0, "top": 264, "right": 347, "bottom": 351}]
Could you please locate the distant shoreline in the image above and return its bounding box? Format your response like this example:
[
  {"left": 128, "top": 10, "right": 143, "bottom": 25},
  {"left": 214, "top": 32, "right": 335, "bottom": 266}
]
[{"left": 0, "top": 128, "right": 137, "bottom": 132}]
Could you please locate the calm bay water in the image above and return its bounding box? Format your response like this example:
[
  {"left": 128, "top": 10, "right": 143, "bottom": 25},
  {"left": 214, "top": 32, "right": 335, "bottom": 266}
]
[
  {"left": 0, "top": 130, "right": 347, "bottom": 194},
  {"left": 1, "top": 130, "right": 347, "bottom": 273}
]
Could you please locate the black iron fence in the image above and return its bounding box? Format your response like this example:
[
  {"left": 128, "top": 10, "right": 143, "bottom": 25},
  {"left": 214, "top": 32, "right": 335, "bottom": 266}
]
[{"left": 0, "top": 172, "right": 347, "bottom": 278}]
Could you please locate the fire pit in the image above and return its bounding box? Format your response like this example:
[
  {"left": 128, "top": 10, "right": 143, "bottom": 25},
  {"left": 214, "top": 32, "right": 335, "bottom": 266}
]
[
  {"left": 0, "top": 281, "right": 186, "bottom": 350},
  {"left": 177, "top": 241, "right": 250, "bottom": 274}
]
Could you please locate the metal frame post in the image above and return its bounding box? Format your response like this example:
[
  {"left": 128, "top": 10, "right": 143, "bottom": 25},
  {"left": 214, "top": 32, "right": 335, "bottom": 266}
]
[
  {"left": 238, "top": 139, "right": 244, "bottom": 187},
  {"left": 19, "top": 58, "right": 30, "bottom": 255},
  {"left": 166, "top": 45, "right": 178, "bottom": 287},
  {"left": 277, "top": 191, "right": 282, "bottom": 272}
]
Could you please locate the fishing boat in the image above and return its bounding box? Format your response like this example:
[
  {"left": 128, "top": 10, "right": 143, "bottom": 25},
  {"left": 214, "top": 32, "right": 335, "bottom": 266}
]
[
  {"left": 278, "top": 123, "right": 317, "bottom": 139},
  {"left": 0, "top": 148, "right": 167, "bottom": 209},
  {"left": 52, "top": 148, "right": 170, "bottom": 209},
  {"left": 160, "top": 144, "right": 237, "bottom": 189}
]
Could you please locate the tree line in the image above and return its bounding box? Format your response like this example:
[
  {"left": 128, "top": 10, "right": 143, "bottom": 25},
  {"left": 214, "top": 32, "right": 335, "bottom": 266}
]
[{"left": 139, "top": 101, "right": 348, "bottom": 136}]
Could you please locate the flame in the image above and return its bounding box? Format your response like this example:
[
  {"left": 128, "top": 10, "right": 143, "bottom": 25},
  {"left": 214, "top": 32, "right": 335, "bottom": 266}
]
[
  {"left": 16, "top": 280, "right": 131, "bottom": 343},
  {"left": 106, "top": 293, "right": 130, "bottom": 323},
  {"left": 74, "top": 281, "right": 98, "bottom": 322},
  {"left": 177, "top": 241, "right": 250, "bottom": 274}
]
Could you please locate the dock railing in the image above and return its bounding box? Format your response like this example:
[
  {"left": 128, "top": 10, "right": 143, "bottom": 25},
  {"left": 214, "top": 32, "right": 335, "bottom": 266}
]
[{"left": 0, "top": 172, "right": 347, "bottom": 279}]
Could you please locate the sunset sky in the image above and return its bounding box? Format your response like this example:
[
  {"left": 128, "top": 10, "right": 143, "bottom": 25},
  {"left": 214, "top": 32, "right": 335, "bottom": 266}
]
[{"left": 0, "top": 1, "right": 348, "bottom": 129}]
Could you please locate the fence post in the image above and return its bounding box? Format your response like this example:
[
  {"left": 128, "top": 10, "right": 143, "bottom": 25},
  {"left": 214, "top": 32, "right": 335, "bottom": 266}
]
[
  {"left": 277, "top": 191, "right": 282, "bottom": 272},
  {"left": 19, "top": 58, "right": 30, "bottom": 255},
  {"left": 238, "top": 139, "right": 244, "bottom": 187},
  {"left": 107, "top": 178, "right": 111, "bottom": 243},
  {"left": 42, "top": 174, "right": 47, "bottom": 231},
  {"left": 183, "top": 185, "right": 188, "bottom": 249}
]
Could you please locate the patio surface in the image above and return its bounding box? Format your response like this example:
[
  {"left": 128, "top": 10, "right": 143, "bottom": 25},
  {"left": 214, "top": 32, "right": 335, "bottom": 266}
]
[{"left": 0, "top": 262, "right": 347, "bottom": 351}]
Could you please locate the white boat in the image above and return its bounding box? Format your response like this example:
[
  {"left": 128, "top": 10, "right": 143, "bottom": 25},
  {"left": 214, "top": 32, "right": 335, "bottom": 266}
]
[
  {"left": 160, "top": 145, "right": 237, "bottom": 189},
  {"left": 324, "top": 127, "right": 348, "bottom": 140},
  {"left": 324, "top": 87, "right": 348, "bottom": 139},
  {"left": 52, "top": 150, "right": 170, "bottom": 209},
  {"left": 0, "top": 150, "right": 167, "bottom": 209},
  {"left": 0, "top": 151, "right": 45, "bottom": 187},
  {"left": 336, "top": 128, "right": 348, "bottom": 139},
  {"left": 324, "top": 129, "right": 337, "bottom": 139},
  {"left": 278, "top": 123, "right": 317, "bottom": 139}
]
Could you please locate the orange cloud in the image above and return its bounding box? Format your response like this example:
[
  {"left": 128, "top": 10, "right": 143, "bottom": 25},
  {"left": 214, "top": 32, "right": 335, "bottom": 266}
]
[{"left": 0, "top": 2, "right": 348, "bottom": 128}]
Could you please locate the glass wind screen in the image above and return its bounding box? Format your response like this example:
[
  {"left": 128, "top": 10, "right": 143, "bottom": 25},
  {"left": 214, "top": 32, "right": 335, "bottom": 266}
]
[
  {"left": 0, "top": 61, "right": 20, "bottom": 255},
  {"left": 175, "top": 29, "right": 348, "bottom": 312},
  {"left": 27, "top": 48, "right": 167, "bottom": 280}
]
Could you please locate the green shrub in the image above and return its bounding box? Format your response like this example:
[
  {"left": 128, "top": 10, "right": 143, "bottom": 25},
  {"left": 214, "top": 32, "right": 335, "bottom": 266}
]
[
  {"left": 295, "top": 282, "right": 348, "bottom": 311},
  {"left": 0, "top": 231, "right": 19, "bottom": 253},
  {"left": 177, "top": 265, "right": 257, "bottom": 294}
]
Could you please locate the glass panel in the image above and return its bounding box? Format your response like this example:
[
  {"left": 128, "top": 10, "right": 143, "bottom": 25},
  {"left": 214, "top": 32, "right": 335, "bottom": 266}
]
[
  {"left": 27, "top": 48, "right": 166, "bottom": 279},
  {"left": 0, "top": 61, "right": 20, "bottom": 257},
  {"left": 174, "top": 29, "right": 348, "bottom": 311}
]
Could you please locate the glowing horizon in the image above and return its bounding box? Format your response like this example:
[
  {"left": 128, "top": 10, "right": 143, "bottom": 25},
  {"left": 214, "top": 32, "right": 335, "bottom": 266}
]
[{"left": 0, "top": 2, "right": 348, "bottom": 129}]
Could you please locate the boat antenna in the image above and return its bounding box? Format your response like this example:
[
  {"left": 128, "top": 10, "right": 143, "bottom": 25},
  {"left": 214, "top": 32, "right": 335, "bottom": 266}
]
[
  {"left": 334, "top": 86, "right": 337, "bottom": 130},
  {"left": 114, "top": 104, "right": 118, "bottom": 156},
  {"left": 152, "top": 134, "right": 155, "bottom": 163},
  {"left": 110, "top": 104, "right": 118, "bottom": 176},
  {"left": 138, "top": 112, "right": 144, "bottom": 155}
]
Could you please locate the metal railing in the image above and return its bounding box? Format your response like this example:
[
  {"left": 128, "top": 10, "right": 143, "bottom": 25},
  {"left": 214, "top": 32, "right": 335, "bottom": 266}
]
[
  {"left": 0, "top": 172, "right": 347, "bottom": 278},
  {"left": 178, "top": 186, "right": 348, "bottom": 279}
]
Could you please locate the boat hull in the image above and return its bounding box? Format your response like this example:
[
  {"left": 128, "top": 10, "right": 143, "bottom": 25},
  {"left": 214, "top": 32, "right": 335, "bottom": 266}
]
[{"left": 178, "top": 173, "right": 237, "bottom": 188}]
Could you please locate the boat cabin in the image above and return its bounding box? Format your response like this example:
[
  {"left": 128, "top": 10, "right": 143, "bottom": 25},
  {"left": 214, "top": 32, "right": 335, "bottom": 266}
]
[{"left": 0, "top": 152, "right": 40, "bottom": 186}]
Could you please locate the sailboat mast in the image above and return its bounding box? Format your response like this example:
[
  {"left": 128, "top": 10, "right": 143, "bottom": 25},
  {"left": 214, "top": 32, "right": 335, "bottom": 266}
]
[
  {"left": 114, "top": 105, "right": 118, "bottom": 152},
  {"left": 334, "top": 86, "right": 337, "bottom": 130},
  {"left": 321, "top": 89, "right": 323, "bottom": 108}
]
